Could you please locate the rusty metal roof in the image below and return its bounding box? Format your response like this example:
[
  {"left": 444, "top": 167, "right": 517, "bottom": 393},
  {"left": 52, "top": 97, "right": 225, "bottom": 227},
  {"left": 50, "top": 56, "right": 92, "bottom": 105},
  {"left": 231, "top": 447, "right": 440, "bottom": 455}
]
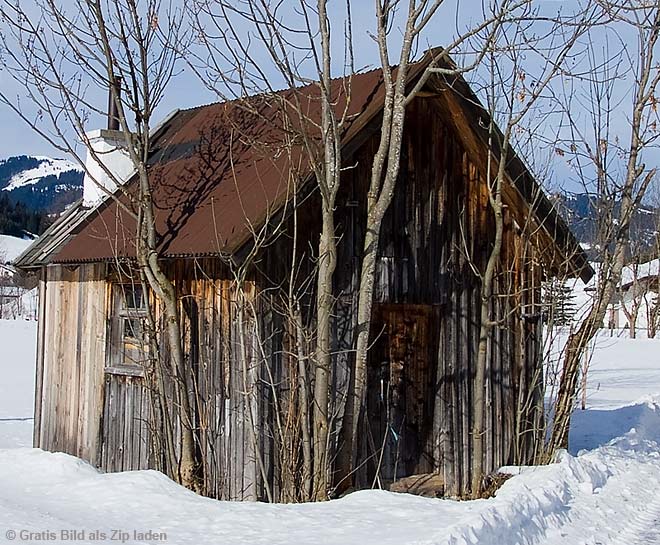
[
  {"left": 14, "top": 200, "right": 93, "bottom": 268},
  {"left": 27, "top": 49, "right": 592, "bottom": 281},
  {"left": 51, "top": 60, "right": 402, "bottom": 264}
]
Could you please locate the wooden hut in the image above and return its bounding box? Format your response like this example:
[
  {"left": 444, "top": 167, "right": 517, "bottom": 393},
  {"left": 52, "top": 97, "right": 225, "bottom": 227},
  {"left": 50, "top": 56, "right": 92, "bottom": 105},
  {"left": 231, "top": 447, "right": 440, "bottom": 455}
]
[{"left": 16, "top": 49, "right": 593, "bottom": 500}]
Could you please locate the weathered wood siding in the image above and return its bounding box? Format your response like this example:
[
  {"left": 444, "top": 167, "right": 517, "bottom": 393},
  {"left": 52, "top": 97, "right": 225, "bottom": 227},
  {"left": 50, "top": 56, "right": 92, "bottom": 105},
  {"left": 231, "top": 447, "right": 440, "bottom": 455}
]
[
  {"left": 96, "top": 262, "right": 266, "bottom": 500},
  {"left": 35, "top": 258, "right": 277, "bottom": 500},
  {"left": 100, "top": 373, "right": 151, "bottom": 472},
  {"left": 36, "top": 96, "right": 545, "bottom": 501},
  {"left": 37, "top": 263, "right": 107, "bottom": 462},
  {"left": 337, "top": 97, "right": 544, "bottom": 494}
]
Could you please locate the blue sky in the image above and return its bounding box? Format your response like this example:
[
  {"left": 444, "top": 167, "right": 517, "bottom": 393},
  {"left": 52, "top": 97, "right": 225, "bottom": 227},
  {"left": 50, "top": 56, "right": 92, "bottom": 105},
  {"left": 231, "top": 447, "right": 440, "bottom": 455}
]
[
  {"left": 0, "top": 0, "right": 649, "bottom": 199},
  {"left": 0, "top": 1, "right": 469, "bottom": 158}
]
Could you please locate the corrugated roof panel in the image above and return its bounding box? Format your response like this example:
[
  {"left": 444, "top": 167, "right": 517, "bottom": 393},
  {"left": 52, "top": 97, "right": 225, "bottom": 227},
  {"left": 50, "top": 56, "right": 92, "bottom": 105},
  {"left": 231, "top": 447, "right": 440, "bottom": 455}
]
[
  {"left": 35, "top": 49, "right": 592, "bottom": 282},
  {"left": 52, "top": 65, "right": 391, "bottom": 263}
]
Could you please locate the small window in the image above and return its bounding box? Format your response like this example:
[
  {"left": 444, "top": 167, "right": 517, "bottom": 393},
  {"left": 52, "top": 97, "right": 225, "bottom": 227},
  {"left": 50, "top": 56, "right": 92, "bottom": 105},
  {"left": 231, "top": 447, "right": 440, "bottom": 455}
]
[
  {"left": 106, "top": 284, "right": 149, "bottom": 375},
  {"left": 124, "top": 286, "right": 145, "bottom": 310}
]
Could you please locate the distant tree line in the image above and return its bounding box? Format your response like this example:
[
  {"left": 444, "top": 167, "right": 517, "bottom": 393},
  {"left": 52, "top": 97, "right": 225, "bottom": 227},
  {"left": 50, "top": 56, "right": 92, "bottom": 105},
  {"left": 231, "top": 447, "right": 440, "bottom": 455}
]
[{"left": 0, "top": 192, "right": 49, "bottom": 237}]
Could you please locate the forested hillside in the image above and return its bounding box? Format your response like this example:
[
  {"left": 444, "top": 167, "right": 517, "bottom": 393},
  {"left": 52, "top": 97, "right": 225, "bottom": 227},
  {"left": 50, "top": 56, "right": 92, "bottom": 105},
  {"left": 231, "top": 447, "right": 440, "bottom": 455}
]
[
  {"left": 0, "top": 155, "right": 82, "bottom": 214},
  {"left": 0, "top": 193, "right": 48, "bottom": 237},
  {"left": 551, "top": 192, "right": 660, "bottom": 259}
]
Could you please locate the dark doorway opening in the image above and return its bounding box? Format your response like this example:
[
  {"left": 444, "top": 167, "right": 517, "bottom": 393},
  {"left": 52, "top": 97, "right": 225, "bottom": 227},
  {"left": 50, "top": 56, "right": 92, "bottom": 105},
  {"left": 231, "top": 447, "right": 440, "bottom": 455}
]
[{"left": 366, "top": 304, "right": 437, "bottom": 486}]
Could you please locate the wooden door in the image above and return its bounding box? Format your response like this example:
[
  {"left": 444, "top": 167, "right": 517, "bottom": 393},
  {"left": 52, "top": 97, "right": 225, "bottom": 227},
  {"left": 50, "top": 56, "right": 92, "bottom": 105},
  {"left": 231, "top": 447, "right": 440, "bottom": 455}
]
[
  {"left": 367, "top": 304, "right": 435, "bottom": 483},
  {"left": 99, "top": 373, "right": 151, "bottom": 473}
]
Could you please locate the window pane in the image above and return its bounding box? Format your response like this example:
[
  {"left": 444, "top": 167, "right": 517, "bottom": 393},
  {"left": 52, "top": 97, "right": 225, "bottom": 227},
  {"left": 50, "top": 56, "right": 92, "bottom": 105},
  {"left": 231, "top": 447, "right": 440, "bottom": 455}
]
[
  {"left": 123, "top": 317, "right": 142, "bottom": 340},
  {"left": 122, "top": 317, "right": 147, "bottom": 366},
  {"left": 123, "top": 339, "right": 144, "bottom": 366},
  {"left": 108, "top": 283, "right": 148, "bottom": 373},
  {"left": 123, "top": 286, "right": 145, "bottom": 310}
]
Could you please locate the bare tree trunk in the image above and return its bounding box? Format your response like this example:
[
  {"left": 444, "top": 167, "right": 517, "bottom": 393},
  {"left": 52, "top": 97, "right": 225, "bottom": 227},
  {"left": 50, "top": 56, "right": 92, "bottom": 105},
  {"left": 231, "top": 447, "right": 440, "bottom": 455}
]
[
  {"left": 622, "top": 261, "right": 643, "bottom": 338},
  {"left": 136, "top": 173, "right": 199, "bottom": 489},
  {"left": 348, "top": 3, "right": 426, "bottom": 477},
  {"left": 140, "top": 269, "right": 178, "bottom": 477},
  {"left": 472, "top": 134, "right": 506, "bottom": 494},
  {"left": 163, "top": 294, "right": 198, "bottom": 488},
  {"left": 309, "top": 0, "right": 343, "bottom": 501},
  {"left": 313, "top": 214, "right": 336, "bottom": 499},
  {"left": 648, "top": 292, "right": 660, "bottom": 338},
  {"left": 630, "top": 313, "right": 637, "bottom": 339},
  {"left": 294, "top": 302, "right": 313, "bottom": 500},
  {"left": 548, "top": 2, "right": 660, "bottom": 452}
]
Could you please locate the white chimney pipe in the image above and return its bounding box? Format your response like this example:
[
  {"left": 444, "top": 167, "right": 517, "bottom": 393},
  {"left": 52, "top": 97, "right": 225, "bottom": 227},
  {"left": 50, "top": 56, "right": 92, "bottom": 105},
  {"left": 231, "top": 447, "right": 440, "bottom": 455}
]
[{"left": 82, "top": 129, "right": 134, "bottom": 207}]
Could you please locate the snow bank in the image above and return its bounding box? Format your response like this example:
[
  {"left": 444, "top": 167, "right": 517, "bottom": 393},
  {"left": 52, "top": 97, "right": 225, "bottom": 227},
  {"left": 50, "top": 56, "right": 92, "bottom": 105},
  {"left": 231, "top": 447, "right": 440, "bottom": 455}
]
[
  {"left": 0, "top": 319, "right": 36, "bottom": 449},
  {"left": 1, "top": 408, "right": 660, "bottom": 545},
  {"left": 0, "top": 235, "right": 32, "bottom": 263},
  {"left": 0, "top": 450, "right": 477, "bottom": 545}
]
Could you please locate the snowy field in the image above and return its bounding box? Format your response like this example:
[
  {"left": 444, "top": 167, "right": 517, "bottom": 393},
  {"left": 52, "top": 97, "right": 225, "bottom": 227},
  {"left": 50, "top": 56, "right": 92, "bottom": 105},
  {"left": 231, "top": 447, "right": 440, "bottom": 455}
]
[
  {"left": 0, "top": 320, "right": 36, "bottom": 449},
  {"left": 0, "top": 235, "right": 33, "bottom": 263},
  {"left": 1, "top": 323, "right": 660, "bottom": 544}
]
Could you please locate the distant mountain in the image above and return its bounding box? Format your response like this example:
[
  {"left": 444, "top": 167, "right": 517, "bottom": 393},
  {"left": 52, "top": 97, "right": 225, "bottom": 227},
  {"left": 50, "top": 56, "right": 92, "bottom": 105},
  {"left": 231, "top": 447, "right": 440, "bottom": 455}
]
[
  {"left": 0, "top": 155, "right": 82, "bottom": 213},
  {"left": 550, "top": 192, "right": 660, "bottom": 260}
]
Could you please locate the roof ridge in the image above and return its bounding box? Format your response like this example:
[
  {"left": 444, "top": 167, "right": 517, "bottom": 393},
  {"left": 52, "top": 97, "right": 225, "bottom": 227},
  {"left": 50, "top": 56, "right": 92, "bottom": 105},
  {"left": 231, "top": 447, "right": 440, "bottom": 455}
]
[{"left": 175, "top": 64, "right": 390, "bottom": 115}]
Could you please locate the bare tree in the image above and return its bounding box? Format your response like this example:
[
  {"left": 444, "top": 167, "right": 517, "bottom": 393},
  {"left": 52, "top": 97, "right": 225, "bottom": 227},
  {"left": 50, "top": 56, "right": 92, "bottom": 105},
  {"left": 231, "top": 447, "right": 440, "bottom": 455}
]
[
  {"left": 461, "top": 1, "right": 598, "bottom": 493},
  {"left": 188, "top": 0, "right": 361, "bottom": 499},
  {"left": 620, "top": 256, "right": 643, "bottom": 338},
  {"left": 548, "top": 0, "right": 660, "bottom": 453},
  {"left": 644, "top": 269, "right": 660, "bottom": 338},
  {"left": 341, "top": 0, "right": 536, "bottom": 492},
  {"left": 0, "top": 0, "right": 200, "bottom": 489}
]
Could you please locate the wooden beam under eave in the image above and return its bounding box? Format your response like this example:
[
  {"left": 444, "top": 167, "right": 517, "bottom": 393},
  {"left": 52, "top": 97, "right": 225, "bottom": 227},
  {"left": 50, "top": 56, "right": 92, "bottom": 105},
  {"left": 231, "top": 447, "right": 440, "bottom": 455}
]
[
  {"left": 422, "top": 79, "right": 591, "bottom": 282},
  {"left": 33, "top": 266, "right": 47, "bottom": 448}
]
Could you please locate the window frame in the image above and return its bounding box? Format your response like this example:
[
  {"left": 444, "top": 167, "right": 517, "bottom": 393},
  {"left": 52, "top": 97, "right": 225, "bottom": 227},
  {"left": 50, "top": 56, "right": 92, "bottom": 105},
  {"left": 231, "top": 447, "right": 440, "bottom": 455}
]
[{"left": 105, "top": 282, "right": 150, "bottom": 377}]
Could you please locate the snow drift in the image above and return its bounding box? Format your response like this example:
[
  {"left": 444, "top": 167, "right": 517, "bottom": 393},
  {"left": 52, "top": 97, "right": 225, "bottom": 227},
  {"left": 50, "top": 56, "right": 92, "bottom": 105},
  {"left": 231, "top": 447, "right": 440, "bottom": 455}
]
[
  {"left": 1, "top": 401, "right": 660, "bottom": 545},
  {"left": 2, "top": 327, "right": 660, "bottom": 544}
]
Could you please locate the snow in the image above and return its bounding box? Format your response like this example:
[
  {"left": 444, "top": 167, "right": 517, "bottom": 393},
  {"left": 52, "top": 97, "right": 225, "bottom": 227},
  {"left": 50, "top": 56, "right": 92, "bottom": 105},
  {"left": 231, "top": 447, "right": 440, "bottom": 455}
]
[
  {"left": 0, "top": 320, "right": 36, "bottom": 449},
  {"left": 0, "top": 235, "right": 32, "bottom": 263},
  {"left": 1, "top": 323, "right": 660, "bottom": 544},
  {"left": 576, "top": 331, "right": 660, "bottom": 410},
  {"left": 3, "top": 158, "right": 81, "bottom": 191},
  {"left": 82, "top": 130, "right": 134, "bottom": 206},
  {"left": 620, "top": 258, "right": 660, "bottom": 286}
]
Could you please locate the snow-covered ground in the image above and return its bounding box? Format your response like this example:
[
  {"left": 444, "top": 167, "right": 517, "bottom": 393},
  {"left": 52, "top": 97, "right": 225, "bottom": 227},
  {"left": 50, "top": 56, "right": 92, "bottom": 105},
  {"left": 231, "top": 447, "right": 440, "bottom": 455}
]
[
  {"left": 1, "top": 324, "right": 660, "bottom": 544},
  {"left": 0, "top": 320, "right": 36, "bottom": 449},
  {"left": 0, "top": 235, "right": 32, "bottom": 263}
]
